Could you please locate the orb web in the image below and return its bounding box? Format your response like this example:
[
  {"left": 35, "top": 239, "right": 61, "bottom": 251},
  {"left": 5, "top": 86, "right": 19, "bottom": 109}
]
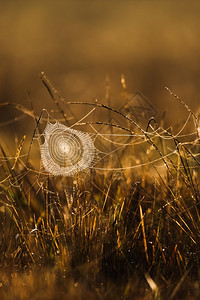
[{"left": 40, "top": 121, "right": 96, "bottom": 176}]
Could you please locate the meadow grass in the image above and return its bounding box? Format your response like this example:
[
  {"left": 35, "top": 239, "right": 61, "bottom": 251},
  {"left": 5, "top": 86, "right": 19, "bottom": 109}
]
[{"left": 0, "top": 77, "right": 199, "bottom": 300}]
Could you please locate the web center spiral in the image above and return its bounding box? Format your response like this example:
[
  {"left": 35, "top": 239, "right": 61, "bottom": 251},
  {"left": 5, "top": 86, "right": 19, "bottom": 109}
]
[{"left": 48, "top": 129, "right": 84, "bottom": 168}]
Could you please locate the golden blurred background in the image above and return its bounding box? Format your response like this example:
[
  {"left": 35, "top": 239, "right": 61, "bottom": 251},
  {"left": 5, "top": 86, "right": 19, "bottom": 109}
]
[{"left": 0, "top": 0, "right": 200, "bottom": 145}]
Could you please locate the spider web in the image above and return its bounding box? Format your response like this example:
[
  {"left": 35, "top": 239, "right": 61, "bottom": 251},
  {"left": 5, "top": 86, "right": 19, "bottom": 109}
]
[
  {"left": 0, "top": 76, "right": 200, "bottom": 197},
  {"left": 40, "top": 121, "right": 97, "bottom": 176},
  {"left": 1, "top": 105, "right": 199, "bottom": 181}
]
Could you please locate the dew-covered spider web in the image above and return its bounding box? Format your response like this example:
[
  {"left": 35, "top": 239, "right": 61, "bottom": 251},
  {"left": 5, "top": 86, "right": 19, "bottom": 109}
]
[
  {"left": 0, "top": 72, "right": 200, "bottom": 193},
  {"left": 1, "top": 101, "right": 200, "bottom": 182},
  {"left": 40, "top": 121, "right": 96, "bottom": 176},
  {"left": 30, "top": 104, "right": 200, "bottom": 180}
]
